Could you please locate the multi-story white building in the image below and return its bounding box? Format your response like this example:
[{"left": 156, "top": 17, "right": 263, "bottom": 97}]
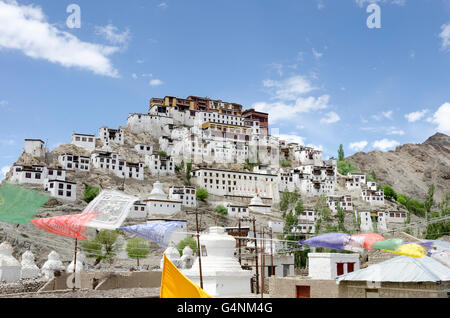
[
  {"left": 135, "top": 144, "right": 153, "bottom": 156},
  {"left": 44, "top": 180, "right": 77, "bottom": 202},
  {"left": 226, "top": 204, "right": 249, "bottom": 218},
  {"left": 24, "top": 139, "right": 46, "bottom": 158},
  {"left": 71, "top": 133, "right": 96, "bottom": 151},
  {"left": 58, "top": 154, "right": 91, "bottom": 172},
  {"left": 358, "top": 211, "right": 388, "bottom": 232},
  {"left": 169, "top": 186, "right": 197, "bottom": 208},
  {"left": 91, "top": 151, "right": 144, "bottom": 180},
  {"left": 298, "top": 209, "right": 317, "bottom": 223},
  {"left": 293, "top": 146, "right": 323, "bottom": 166},
  {"left": 99, "top": 126, "right": 125, "bottom": 146},
  {"left": 190, "top": 168, "right": 280, "bottom": 204},
  {"left": 345, "top": 172, "right": 366, "bottom": 190},
  {"left": 367, "top": 181, "right": 377, "bottom": 191},
  {"left": 10, "top": 165, "right": 48, "bottom": 185},
  {"left": 327, "top": 195, "right": 353, "bottom": 214},
  {"left": 145, "top": 154, "right": 175, "bottom": 176},
  {"left": 293, "top": 222, "right": 316, "bottom": 234},
  {"left": 386, "top": 211, "right": 408, "bottom": 223},
  {"left": 362, "top": 189, "right": 385, "bottom": 206}
]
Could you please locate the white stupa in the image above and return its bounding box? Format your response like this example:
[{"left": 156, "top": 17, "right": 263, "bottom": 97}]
[
  {"left": 145, "top": 181, "right": 182, "bottom": 216},
  {"left": 160, "top": 242, "right": 182, "bottom": 269},
  {"left": 41, "top": 251, "right": 65, "bottom": 280},
  {"left": 20, "top": 250, "right": 40, "bottom": 280},
  {"left": 249, "top": 193, "right": 271, "bottom": 214},
  {"left": 67, "top": 253, "right": 87, "bottom": 273},
  {"left": 183, "top": 227, "right": 253, "bottom": 297},
  {"left": 0, "top": 242, "right": 21, "bottom": 283},
  {"left": 181, "top": 245, "right": 195, "bottom": 269}
]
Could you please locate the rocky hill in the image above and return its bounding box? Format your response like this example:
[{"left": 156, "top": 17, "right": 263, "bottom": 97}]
[{"left": 347, "top": 133, "right": 450, "bottom": 202}]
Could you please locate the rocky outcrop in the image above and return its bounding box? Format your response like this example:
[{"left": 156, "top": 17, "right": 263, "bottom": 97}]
[{"left": 347, "top": 133, "right": 450, "bottom": 202}]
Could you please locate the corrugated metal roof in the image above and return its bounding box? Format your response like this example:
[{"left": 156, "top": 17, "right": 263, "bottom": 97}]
[{"left": 336, "top": 256, "right": 450, "bottom": 283}]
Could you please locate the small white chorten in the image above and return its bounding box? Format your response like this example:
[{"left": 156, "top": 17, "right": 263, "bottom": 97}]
[
  {"left": 41, "top": 251, "right": 65, "bottom": 280},
  {"left": 20, "top": 250, "right": 40, "bottom": 280},
  {"left": 183, "top": 227, "right": 253, "bottom": 297},
  {"left": 181, "top": 245, "right": 195, "bottom": 269},
  {"left": 0, "top": 242, "right": 21, "bottom": 283},
  {"left": 160, "top": 242, "right": 182, "bottom": 269},
  {"left": 249, "top": 193, "right": 271, "bottom": 214}
]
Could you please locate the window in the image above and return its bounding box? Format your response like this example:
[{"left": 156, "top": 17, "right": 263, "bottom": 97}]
[
  {"left": 58, "top": 190, "right": 64, "bottom": 196},
  {"left": 336, "top": 263, "right": 344, "bottom": 276},
  {"left": 66, "top": 191, "right": 71, "bottom": 197},
  {"left": 59, "top": 184, "right": 64, "bottom": 189}
]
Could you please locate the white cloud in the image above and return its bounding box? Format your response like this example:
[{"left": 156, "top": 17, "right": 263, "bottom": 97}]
[
  {"left": 320, "top": 111, "right": 340, "bottom": 124},
  {"left": 372, "top": 110, "right": 393, "bottom": 121},
  {"left": 387, "top": 127, "right": 405, "bottom": 135},
  {"left": 273, "top": 133, "right": 306, "bottom": 146},
  {"left": 439, "top": 23, "right": 450, "bottom": 50},
  {"left": 136, "top": 59, "right": 145, "bottom": 64},
  {"left": 149, "top": 79, "right": 164, "bottom": 86},
  {"left": 317, "top": 0, "right": 325, "bottom": 9},
  {"left": 405, "top": 109, "right": 429, "bottom": 122},
  {"left": 312, "top": 48, "right": 323, "bottom": 59},
  {"left": 0, "top": 139, "right": 15, "bottom": 145},
  {"left": 254, "top": 95, "right": 330, "bottom": 124},
  {"left": 355, "top": 0, "right": 406, "bottom": 7},
  {"left": 158, "top": 2, "right": 168, "bottom": 9},
  {"left": 0, "top": 166, "right": 11, "bottom": 180},
  {"left": 263, "top": 75, "right": 317, "bottom": 101},
  {"left": 0, "top": 0, "right": 119, "bottom": 77},
  {"left": 372, "top": 139, "right": 400, "bottom": 151},
  {"left": 131, "top": 73, "right": 138, "bottom": 79},
  {"left": 95, "top": 24, "right": 131, "bottom": 46},
  {"left": 429, "top": 102, "right": 450, "bottom": 133},
  {"left": 349, "top": 141, "right": 368, "bottom": 152}
]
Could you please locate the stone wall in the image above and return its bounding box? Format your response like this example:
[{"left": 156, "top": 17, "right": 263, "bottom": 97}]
[
  {"left": 269, "top": 276, "right": 339, "bottom": 298},
  {"left": 338, "top": 281, "right": 450, "bottom": 298}
]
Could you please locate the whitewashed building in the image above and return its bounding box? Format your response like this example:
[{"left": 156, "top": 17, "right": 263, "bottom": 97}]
[
  {"left": 91, "top": 151, "right": 144, "bottom": 180},
  {"left": 327, "top": 195, "right": 353, "bottom": 214},
  {"left": 367, "top": 181, "right": 378, "bottom": 191},
  {"left": 169, "top": 186, "right": 197, "bottom": 208},
  {"left": 190, "top": 168, "right": 280, "bottom": 204},
  {"left": 227, "top": 204, "right": 249, "bottom": 218},
  {"left": 308, "top": 253, "right": 360, "bottom": 280},
  {"left": 71, "top": 133, "right": 96, "bottom": 151},
  {"left": 145, "top": 154, "right": 175, "bottom": 176},
  {"left": 24, "top": 139, "right": 46, "bottom": 158},
  {"left": 10, "top": 165, "right": 47, "bottom": 185},
  {"left": 135, "top": 144, "right": 153, "bottom": 156},
  {"left": 345, "top": 172, "right": 366, "bottom": 190},
  {"left": 362, "top": 189, "right": 385, "bottom": 206},
  {"left": 298, "top": 209, "right": 317, "bottom": 223},
  {"left": 58, "top": 154, "right": 91, "bottom": 172},
  {"left": 386, "top": 211, "right": 408, "bottom": 223},
  {"left": 44, "top": 180, "right": 77, "bottom": 201},
  {"left": 143, "top": 182, "right": 182, "bottom": 216},
  {"left": 99, "top": 126, "right": 124, "bottom": 146},
  {"left": 128, "top": 201, "right": 147, "bottom": 219}
]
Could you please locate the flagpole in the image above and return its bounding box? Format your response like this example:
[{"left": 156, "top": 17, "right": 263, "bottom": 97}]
[{"left": 195, "top": 209, "right": 204, "bottom": 289}]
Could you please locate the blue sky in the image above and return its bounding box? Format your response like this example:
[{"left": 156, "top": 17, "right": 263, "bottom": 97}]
[{"left": 1, "top": 0, "right": 449, "bottom": 179}]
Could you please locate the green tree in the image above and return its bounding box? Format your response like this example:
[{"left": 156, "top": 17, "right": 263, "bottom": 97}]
[
  {"left": 337, "top": 160, "right": 356, "bottom": 175},
  {"left": 338, "top": 144, "right": 345, "bottom": 161},
  {"left": 294, "top": 200, "right": 304, "bottom": 216},
  {"left": 336, "top": 204, "right": 346, "bottom": 232},
  {"left": 126, "top": 237, "right": 150, "bottom": 267},
  {"left": 178, "top": 236, "right": 198, "bottom": 256},
  {"left": 438, "top": 191, "right": 450, "bottom": 216},
  {"left": 367, "top": 171, "right": 377, "bottom": 182},
  {"left": 81, "top": 230, "right": 121, "bottom": 266},
  {"left": 314, "top": 195, "right": 331, "bottom": 221},
  {"left": 83, "top": 183, "right": 100, "bottom": 203},
  {"left": 215, "top": 205, "right": 228, "bottom": 215},
  {"left": 196, "top": 188, "right": 209, "bottom": 201},
  {"left": 425, "top": 220, "right": 450, "bottom": 240},
  {"left": 157, "top": 151, "right": 167, "bottom": 157},
  {"left": 185, "top": 161, "right": 193, "bottom": 185},
  {"left": 243, "top": 158, "right": 260, "bottom": 171},
  {"left": 280, "top": 159, "right": 292, "bottom": 168},
  {"left": 424, "top": 184, "right": 435, "bottom": 218},
  {"left": 280, "top": 191, "right": 299, "bottom": 213},
  {"left": 382, "top": 185, "right": 397, "bottom": 201}
]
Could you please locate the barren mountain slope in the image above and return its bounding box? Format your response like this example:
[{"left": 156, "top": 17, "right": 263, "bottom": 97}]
[{"left": 347, "top": 133, "right": 450, "bottom": 202}]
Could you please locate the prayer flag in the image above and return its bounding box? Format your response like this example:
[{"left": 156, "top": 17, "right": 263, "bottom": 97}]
[
  {"left": 120, "top": 221, "right": 185, "bottom": 246},
  {"left": 31, "top": 213, "right": 99, "bottom": 240},
  {"left": 160, "top": 254, "right": 211, "bottom": 298}
]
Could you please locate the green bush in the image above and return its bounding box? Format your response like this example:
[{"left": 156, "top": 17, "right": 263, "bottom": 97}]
[
  {"left": 382, "top": 185, "right": 397, "bottom": 201},
  {"left": 83, "top": 183, "right": 100, "bottom": 203},
  {"left": 81, "top": 230, "right": 121, "bottom": 265},
  {"left": 337, "top": 160, "right": 356, "bottom": 175},
  {"left": 178, "top": 236, "right": 198, "bottom": 255},
  {"left": 280, "top": 159, "right": 292, "bottom": 168},
  {"left": 215, "top": 205, "right": 228, "bottom": 215},
  {"left": 196, "top": 188, "right": 209, "bottom": 201}
]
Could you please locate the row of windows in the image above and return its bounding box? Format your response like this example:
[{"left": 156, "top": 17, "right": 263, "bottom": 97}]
[{"left": 75, "top": 137, "right": 94, "bottom": 143}]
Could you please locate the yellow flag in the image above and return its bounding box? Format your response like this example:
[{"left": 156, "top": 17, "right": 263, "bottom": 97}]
[{"left": 160, "top": 254, "right": 212, "bottom": 298}]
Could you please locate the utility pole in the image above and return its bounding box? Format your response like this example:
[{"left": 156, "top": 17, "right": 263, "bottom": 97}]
[
  {"left": 261, "top": 226, "right": 265, "bottom": 299},
  {"left": 72, "top": 238, "right": 78, "bottom": 291},
  {"left": 187, "top": 209, "right": 204, "bottom": 289},
  {"left": 252, "top": 217, "right": 259, "bottom": 294},
  {"left": 238, "top": 217, "right": 242, "bottom": 265},
  {"left": 270, "top": 227, "right": 274, "bottom": 276}
]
